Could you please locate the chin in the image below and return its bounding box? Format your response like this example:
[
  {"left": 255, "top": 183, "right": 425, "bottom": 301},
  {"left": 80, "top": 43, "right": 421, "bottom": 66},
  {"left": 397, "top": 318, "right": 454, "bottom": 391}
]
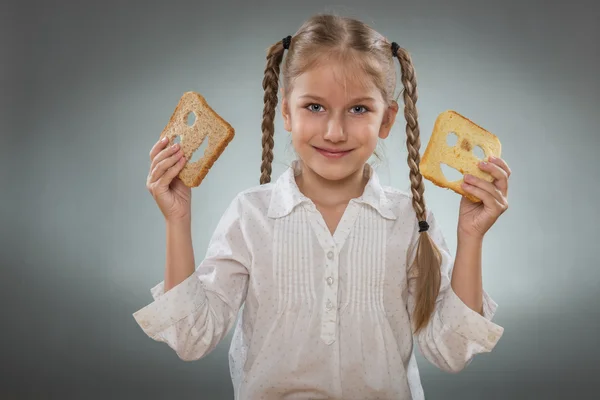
[{"left": 303, "top": 157, "right": 364, "bottom": 182}]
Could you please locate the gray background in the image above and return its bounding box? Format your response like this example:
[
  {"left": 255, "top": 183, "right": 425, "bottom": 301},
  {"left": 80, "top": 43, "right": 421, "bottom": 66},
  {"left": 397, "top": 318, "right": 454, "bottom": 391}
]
[{"left": 3, "top": 0, "right": 599, "bottom": 398}]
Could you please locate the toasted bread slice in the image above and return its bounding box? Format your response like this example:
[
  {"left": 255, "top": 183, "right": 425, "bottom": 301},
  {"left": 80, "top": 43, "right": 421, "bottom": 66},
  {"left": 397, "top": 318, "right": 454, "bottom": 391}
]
[
  {"left": 419, "top": 110, "right": 501, "bottom": 203},
  {"left": 159, "top": 91, "right": 235, "bottom": 187}
]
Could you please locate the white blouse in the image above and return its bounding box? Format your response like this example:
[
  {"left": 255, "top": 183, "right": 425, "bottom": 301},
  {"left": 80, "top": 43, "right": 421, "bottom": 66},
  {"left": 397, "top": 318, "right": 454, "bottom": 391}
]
[{"left": 133, "top": 161, "right": 504, "bottom": 400}]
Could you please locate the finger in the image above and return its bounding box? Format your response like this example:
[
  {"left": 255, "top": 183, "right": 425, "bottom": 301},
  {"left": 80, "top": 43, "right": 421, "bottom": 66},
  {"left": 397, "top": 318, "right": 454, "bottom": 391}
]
[
  {"left": 151, "top": 142, "right": 181, "bottom": 172},
  {"left": 149, "top": 150, "right": 184, "bottom": 184},
  {"left": 478, "top": 160, "right": 509, "bottom": 197},
  {"left": 157, "top": 155, "right": 187, "bottom": 187},
  {"left": 488, "top": 156, "right": 511, "bottom": 178},
  {"left": 149, "top": 137, "right": 170, "bottom": 161},
  {"left": 462, "top": 180, "right": 507, "bottom": 213},
  {"left": 463, "top": 174, "right": 505, "bottom": 204}
]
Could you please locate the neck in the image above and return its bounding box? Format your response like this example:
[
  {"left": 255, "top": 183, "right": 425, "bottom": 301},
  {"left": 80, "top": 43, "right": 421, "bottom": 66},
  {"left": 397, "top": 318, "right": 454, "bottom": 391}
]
[{"left": 295, "top": 161, "right": 368, "bottom": 208}]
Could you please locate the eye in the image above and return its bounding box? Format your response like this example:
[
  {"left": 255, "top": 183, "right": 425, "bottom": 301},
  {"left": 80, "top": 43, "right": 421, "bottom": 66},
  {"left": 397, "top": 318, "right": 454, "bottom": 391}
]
[
  {"left": 306, "top": 103, "right": 324, "bottom": 113},
  {"left": 350, "top": 105, "right": 369, "bottom": 114}
]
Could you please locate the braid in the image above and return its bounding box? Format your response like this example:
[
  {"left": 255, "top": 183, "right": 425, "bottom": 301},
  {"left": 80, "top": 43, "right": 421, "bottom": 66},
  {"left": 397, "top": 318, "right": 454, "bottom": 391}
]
[
  {"left": 395, "top": 46, "right": 442, "bottom": 333},
  {"left": 260, "top": 42, "right": 286, "bottom": 184},
  {"left": 396, "top": 48, "right": 425, "bottom": 220}
]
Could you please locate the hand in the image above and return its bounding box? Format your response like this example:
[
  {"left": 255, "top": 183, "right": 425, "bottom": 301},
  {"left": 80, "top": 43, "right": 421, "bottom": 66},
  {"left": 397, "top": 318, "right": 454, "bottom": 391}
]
[
  {"left": 146, "top": 137, "right": 192, "bottom": 222},
  {"left": 457, "top": 156, "right": 511, "bottom": 239}
]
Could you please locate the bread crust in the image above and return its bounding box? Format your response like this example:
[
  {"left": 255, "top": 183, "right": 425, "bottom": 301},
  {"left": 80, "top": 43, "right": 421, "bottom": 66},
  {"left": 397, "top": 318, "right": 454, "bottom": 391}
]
[
  {"left": 159, "top": 92, "right": 235, "bottom": 187},
  {"left": 419, "top": 110, "right": 501, "bottom": 203}
]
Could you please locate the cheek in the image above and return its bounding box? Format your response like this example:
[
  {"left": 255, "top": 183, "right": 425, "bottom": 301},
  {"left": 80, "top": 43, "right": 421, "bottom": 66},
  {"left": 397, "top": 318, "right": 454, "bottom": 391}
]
[
  {"left": 348, "top": 119, "right": 380, "bottom": 145},
  {"left": 291, "top": 114, "right": 322, "bottom": 143}
]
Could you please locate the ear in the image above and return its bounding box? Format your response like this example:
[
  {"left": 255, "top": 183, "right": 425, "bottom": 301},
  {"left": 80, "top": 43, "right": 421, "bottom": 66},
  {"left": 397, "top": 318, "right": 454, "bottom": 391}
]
[
  {"left": 378, "top": 100, "right": 399, "bottom": 139},
  {"left": 281, "top": 89, "right": 292, "bottom": 132}
]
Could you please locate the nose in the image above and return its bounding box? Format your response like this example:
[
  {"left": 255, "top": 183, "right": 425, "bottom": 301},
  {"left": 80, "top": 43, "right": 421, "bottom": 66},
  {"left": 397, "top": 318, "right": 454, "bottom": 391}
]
[{"left": 323, "top": 116, "right": 346, "bottom": 143}]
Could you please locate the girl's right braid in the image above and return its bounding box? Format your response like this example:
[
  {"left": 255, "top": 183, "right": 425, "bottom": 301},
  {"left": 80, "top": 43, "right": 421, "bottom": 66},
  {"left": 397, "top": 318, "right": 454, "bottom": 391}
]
[{"left": 260, "top": 39, "right": 287, "bottom": 184}]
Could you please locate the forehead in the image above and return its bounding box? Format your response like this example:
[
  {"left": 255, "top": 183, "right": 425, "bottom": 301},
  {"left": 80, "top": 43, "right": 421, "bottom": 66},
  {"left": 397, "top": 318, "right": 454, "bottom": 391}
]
[{"left": 290, "top": 60, "right": 382, "bottom": 102}]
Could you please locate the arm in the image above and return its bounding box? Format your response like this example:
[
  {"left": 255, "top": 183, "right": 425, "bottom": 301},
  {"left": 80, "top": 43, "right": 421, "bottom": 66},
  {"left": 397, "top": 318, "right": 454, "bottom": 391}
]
[
  {"left": 407, "top": 210, "right": 503, "bottom": 373},
  {"left": 164, "top": 218, "right": 196, "bottom": 292},
  {"left": 451, "top": 233, "right": 484, "bottom": 315},
  {"left": 133, "top": 195, "right": 250, "bottom": 361}
]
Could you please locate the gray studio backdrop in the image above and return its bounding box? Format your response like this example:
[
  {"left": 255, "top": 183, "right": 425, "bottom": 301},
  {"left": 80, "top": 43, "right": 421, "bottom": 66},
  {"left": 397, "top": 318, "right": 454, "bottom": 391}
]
[{"left": 3, "top": 0, "right": 599, "bottom": 399}]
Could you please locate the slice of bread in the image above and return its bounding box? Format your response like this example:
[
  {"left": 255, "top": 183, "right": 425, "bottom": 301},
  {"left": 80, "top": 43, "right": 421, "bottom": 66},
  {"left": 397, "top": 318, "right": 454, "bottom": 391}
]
[
  {"left": 419, "top": 110, "right": 501, "bottom": 203},
  {"left": 159, "top": 91, "right": 235, "bottom": 187}
]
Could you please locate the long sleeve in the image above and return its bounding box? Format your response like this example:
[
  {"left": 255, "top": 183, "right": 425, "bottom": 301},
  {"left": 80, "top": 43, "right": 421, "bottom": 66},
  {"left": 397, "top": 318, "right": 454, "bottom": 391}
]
[
  {"left": 133, "top": 194, "right": 251, "bottom": 361},
  {"left": 406, "top": 210, "right": 504, "bottom": 373}
]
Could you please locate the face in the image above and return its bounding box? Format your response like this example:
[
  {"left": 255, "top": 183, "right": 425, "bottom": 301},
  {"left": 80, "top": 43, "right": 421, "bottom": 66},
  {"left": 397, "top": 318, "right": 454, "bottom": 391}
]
[{"left": 281, "top": 61, "right": 398, "bottom": 183}]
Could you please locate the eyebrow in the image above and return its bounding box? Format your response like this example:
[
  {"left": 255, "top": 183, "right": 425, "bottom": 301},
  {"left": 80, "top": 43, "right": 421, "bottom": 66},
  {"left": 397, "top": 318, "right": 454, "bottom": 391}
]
[{"left": 298, "top": 94, "right": 377, "bottom": 103}]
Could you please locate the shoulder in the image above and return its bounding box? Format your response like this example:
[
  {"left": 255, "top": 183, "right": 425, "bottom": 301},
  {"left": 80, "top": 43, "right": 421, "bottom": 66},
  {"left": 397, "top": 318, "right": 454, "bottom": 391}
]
[
  {"left": 381, "top": 185, "right": 415, "bottom": 211},
  {"left": 226, "top": 182, "right": 275, "bottom": 217},
  {"left": 381, "top": 184, "right": 413, "bottom": 203},
  {"left": 236, "top": 182, "right": 274, "bottom": 204},
  {"left": 380, "top": 184, "right": 435, "bottom": 222},
  {"left": 210, "top": 183, "right": 274, "bottom": 239}
]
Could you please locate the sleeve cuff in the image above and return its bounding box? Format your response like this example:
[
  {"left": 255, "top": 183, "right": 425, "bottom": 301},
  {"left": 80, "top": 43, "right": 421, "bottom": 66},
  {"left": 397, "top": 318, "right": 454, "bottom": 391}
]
[
  {"left": 440, "top": 287, "right": 504, "bottom": 352},
  {"left": 133, "top": 273, "right": 207, "bottom": 338},
  {"left": 150, "top": 281, "right": 165, "bottom": 300}
]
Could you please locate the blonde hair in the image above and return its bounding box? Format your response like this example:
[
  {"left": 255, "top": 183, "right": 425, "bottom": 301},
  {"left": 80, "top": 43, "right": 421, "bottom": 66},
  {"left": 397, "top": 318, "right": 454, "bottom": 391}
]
[{"left": 259, "top": 13, "right": 442, "bottom": 333}]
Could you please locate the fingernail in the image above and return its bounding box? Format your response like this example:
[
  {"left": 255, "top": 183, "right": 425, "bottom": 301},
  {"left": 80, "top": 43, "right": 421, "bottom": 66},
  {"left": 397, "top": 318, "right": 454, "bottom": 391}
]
[{"left": 161, "top": 137, "right": 168, "bottom": 143}]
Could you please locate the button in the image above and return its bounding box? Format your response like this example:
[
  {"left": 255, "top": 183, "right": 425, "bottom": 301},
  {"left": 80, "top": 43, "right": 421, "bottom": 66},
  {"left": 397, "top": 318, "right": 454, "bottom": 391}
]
[
  {"left": 327, "top": 251, "right": 334, "bottom": 260},
  {"left": 326, "top": 300, "right": 333, "bottom": 310},
  {"left": 488, "top": 333, "right": 496, "bottom": 342},
  {"left": 326, "top": 276, "right": 334, "bottom": 285},
  {"left": 141, "top": 321, "right": 150, "bottom": 329}
]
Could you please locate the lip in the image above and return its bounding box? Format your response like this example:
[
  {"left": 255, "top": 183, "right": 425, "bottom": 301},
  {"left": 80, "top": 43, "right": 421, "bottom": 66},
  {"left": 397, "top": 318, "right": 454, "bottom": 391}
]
[{"left": 313, "top": 146, "right": 353, "bottom": 159}]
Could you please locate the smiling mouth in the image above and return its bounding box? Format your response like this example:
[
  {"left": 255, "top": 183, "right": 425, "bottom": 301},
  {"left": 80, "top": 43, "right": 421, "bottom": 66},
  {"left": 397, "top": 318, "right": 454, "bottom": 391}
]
[{"left": 313, "top": 146, "right": 353, "bottom": 158}]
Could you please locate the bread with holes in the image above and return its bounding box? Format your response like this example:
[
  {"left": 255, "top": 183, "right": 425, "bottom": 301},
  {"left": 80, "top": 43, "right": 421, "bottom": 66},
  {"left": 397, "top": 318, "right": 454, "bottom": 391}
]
[
  {"left": 159, "top": 91, "right": 235, "bottom": 187},
  {"left": 419, "top": 110, "right": 501, "bottom": 203}
]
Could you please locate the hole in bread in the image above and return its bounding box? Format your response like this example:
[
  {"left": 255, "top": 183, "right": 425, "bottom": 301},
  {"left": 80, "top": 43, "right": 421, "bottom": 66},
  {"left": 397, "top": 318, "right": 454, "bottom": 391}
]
[
  {"left": 172, "top": 135, "right": 181, "bottom": 145},
  {"left": 446, "top": 132, "right": 458, "bottom": 147},
  {"left": 190, "top": 136, "right": 209, "bottom": 163},
  {"left": 473, "top": 145, "right": 485, "bottom": 160},
  {"left": 440, "top": 163, "right": 464, "bottom": 182},
  {"left": 185, "top": 111, "right": 197, "bottom": 127}
]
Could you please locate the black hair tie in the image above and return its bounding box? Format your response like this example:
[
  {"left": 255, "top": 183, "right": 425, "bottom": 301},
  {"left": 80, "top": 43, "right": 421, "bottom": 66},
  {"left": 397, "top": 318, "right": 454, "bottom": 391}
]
[
  {"left": 391, "top": 42, "right": 400, "bottom": 57},
  {"left": 418, "top": 220, "right": 429, "bottom": 232},
  {"left": 282, "top": 35, "right": 292, "bottom": 50}
]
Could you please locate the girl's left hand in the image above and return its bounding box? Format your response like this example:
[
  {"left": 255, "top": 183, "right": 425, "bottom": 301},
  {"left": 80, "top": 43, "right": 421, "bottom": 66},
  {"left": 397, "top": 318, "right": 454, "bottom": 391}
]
[{"left": 457, "top": 156, "right": 511, "bottom": 239}]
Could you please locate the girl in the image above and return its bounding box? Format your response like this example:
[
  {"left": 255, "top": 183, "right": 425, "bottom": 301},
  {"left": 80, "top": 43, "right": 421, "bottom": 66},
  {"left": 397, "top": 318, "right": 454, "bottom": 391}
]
[{"left": 135, "top": 13, "right": 511, "bottom": 400}]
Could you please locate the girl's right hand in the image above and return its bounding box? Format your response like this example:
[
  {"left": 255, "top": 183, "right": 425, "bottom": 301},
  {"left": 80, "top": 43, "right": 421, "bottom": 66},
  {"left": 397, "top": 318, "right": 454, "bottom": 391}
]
[{"left": 146, "top": 137, "right": 191, "bottom": 222}]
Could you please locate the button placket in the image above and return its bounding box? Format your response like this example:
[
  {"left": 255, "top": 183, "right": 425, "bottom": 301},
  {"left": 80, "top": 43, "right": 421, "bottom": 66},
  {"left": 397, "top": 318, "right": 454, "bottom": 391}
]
[
  {"left": 321, "top": 245, "right": 339, "bottom": 345},
  {"left": 306, "top": 212, "right": 343, "bottom": 345}
]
